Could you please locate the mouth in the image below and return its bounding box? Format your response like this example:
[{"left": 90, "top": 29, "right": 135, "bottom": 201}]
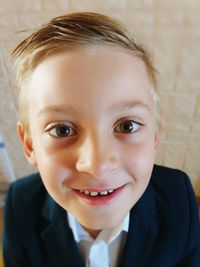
[
  {"left": 72, "top": 185, "right": 126, "bottom": 206},
  {"left": 79, "top": 188, "right": 115, "bottom": 197}
]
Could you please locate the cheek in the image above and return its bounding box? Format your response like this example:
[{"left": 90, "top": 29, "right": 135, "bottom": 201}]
[
  {"left": 32, "top": 133, "right": 73, "bottom": 172},
  {"left": 35, "top": 154, "right": 74, "bottom": 208},
  {"left": 32, "top": 144, "right": 73, "bottom": 191},
  {"left": 30, "top": 127, "right": 77, "bottom": 190},
  {"left": 122, "top": 141, "right": 155, "bottom": 180}
]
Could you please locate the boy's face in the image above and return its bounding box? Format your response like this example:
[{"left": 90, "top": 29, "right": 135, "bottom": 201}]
[{"left": 19, "top": 45, "right": 160, "bottom": 236}]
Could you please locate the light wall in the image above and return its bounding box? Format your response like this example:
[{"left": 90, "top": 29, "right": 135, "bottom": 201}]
[{"left": 0, "top": 0, "right": 200, "bottom": 196}]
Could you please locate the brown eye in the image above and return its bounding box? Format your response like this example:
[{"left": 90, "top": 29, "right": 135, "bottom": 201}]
[
  {"left": 114, "top": 120, "right": 140, "bottom": 134},
  {"left": 47, "top": 124, "right": 76, "bottom": 138}
]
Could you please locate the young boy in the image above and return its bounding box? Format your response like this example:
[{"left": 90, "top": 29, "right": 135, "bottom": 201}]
[{"left": 3, "top": 12, "right": 200, "bottom": 267}]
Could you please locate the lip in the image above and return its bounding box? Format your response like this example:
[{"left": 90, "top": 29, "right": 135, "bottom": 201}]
[{"left": 73, "top": 184, "right": 126, "bottom": 206}]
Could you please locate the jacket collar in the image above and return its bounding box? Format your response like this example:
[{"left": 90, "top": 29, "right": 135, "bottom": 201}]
[
  {"left": 41, "top": 195, "right": 84, "bottom": 267},
  {"left": 119, "top": 182, "right": 158, "bottom": 267}
]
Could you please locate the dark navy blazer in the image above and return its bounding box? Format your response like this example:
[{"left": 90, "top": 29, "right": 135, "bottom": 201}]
[{"left": 3, "top": 165, "right": 200, "bottom": 267}]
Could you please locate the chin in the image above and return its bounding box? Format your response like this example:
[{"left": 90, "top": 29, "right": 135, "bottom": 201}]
[{"left": 77, "top": 212, "right": 125, "bottom": 231}]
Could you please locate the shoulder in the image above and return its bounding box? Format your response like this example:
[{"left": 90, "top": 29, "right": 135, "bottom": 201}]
[
  {"left": 7, "top": 173, "right": 45, "bottom": 203},
  {"left": 151, "top": 164, "right": 192, "bottom": 197},
  {"left": 150, "top": 165, "right": 198, "bottom": 226},
  {"left": 148, "top": 166, "right": 200, "bottom": 262},
  {"left": 10, "top": 172, "right": 43, "bottom": 190},
  {"left": 4, "top": 173, "right": 47, "bottom": 221},
  {"left": 151, "top": 164, "right": 189, "bottom": 182}
]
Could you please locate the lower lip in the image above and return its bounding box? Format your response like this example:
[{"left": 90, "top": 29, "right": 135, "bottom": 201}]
[{"left": 73, "top": 185, "right": 126, "bottom": 206}]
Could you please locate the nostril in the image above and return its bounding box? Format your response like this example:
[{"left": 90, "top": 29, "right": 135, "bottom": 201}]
[{"left": 76, "top": 158, "right": 118, "bottom": 178}]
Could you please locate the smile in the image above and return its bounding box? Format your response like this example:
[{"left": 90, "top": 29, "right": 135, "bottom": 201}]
[
  {"left": 73, "top": 185, "right": 126, "bottom": 206},
  {"left": 79, "top": 189, "right": 115, "bottom": 197}
]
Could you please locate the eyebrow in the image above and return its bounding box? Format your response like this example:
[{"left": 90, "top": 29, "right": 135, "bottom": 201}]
[
  {"left": 38, "top": 100, "right": 150, "bottom": 117},
  {"left": 109, "top": 100, "right": 151, "bottom": 112},
  {"left": 38, "top": 105, "right": 77, "bottom": 117}
]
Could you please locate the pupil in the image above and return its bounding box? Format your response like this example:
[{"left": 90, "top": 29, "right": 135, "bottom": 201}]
[
  {"left": 121, "top": 122, "right": 133, "bottom": 132},
  {"left": 56, "top": 126, "right": 69, "bottom": 136}
]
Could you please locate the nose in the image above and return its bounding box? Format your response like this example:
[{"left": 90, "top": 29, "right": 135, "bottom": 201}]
[{"left": 75, "top": 135, "right": 118, "bottom": 178}]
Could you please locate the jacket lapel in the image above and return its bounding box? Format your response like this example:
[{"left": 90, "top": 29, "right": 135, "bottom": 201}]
[
  {"left": 119, "top": 184, "right": 158, "bottom": 267},
  {"left": 41, "top": 195, "right": 84, "bottom": 267}
]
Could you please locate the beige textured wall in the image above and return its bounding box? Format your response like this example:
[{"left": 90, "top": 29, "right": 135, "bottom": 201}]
[{"left": 0, "top": 0, "right": 200, "bottom": 195}]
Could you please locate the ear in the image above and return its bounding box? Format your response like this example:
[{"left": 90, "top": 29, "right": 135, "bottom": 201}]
[{"left": 17, "top": 122, "right": 37, "bottom": 167}]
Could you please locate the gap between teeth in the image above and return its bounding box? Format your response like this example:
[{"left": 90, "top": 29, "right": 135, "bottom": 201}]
[{"left": 80, "top": 189, "right": 114, "bottom": 196}]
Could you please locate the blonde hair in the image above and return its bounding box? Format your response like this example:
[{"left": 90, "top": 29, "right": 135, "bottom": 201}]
[{"left": 12, "top": 12, "right": 160, "bottom": 130}]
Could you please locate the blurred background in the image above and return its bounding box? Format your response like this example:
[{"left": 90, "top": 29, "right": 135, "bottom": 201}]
[
  {"left": 0, "top": 0, "right": 200, "bottom": 204},
  {"left": 0, "top": 0, "right": 200, "bottom": 265}
]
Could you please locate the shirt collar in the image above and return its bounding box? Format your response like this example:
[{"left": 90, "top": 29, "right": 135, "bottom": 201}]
[{"left": 67, "top": 211, "right": 129, "bottom": 244}]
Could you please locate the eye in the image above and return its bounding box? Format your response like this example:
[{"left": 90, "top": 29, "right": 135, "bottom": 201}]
[
  {"left": 46, "top": 124, "right": 76, "bottom": 138},
  {"left": 114, "top": 120, "right": 142, "bottom": 134}
]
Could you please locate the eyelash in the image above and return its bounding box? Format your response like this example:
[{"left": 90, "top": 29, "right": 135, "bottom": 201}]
[
  {"left": 45, "top": 123, "right": 76, "bottom": 138},
  {"left": 114, "top": 120, "right": 144, "bottom": 134},
  {"left": 45, "top": 120, "right": 144, "bottom": 138}
]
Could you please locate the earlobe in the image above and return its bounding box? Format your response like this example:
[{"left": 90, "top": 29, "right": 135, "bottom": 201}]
[{"left": 17, "top": 122, "right": 37, "bottom": 167}]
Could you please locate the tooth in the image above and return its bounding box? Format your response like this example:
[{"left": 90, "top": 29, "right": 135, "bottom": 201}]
[
  {"left": 90, "top": 191, "right": 99, "bottom": 196},
  {"left": 100, "top": 191, "right": 108, "bottom": 195},
  {"left": 108, "top": 189, "right": 114, "bottom": 193},
  {"left": 79, "top": 190, "right": 114, "bottom": 197}
]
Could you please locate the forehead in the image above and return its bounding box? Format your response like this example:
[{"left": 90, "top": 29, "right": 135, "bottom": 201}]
[
  {"left": 29, "top": 44, "right": 150, "bottom": 82},
  {"left": 28, "top": 45, "right": 153, "bottom": 115}
]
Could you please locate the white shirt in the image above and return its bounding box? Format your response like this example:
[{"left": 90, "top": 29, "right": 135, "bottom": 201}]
[{"left": 67, "top": 212, "right": 129, "bottom": 267}]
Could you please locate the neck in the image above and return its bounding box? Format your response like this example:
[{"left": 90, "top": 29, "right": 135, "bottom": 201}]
[{"left": 83, "top": 227, "right": 101, "bottom": 239}]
